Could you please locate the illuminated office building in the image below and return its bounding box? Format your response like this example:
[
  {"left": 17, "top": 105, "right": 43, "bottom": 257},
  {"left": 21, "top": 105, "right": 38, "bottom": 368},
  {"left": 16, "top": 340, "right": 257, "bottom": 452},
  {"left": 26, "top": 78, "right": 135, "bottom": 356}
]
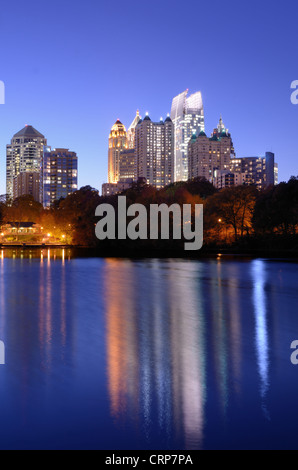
[
  {"left": 119, "top": 149, "right": 136, "bottom": 181},
  {"left": 127, "top": 110, "right": 141, "bottom": 149},
  {"left": 188, "top": 118, "right": 235, "bottom": 182},
  {"left": 274, "top": 163, "right": 279, "bottom": 186},
  {"left": 213, "top": 170, "right": 245, "bottom": 189},
  {"left": 170, "top": 90, "right": 205, "bottom": 182},
  {"left": 108, "top": 120, "right": 127, "bottom": 183},
  {"left": 230, "top": 152, "right": 276, "bottom": 190},
  {"left": 43, "top": 147, "right": 78, "bottom": 208},
  {"left": 135, "top": 114, "right": 174, "bottom": 189},
  {"left": 13, "top": 172, "right": 41, "bottom": 202},
  {"left": 6, "top": 125, "right": 47, "bottom": 202}
]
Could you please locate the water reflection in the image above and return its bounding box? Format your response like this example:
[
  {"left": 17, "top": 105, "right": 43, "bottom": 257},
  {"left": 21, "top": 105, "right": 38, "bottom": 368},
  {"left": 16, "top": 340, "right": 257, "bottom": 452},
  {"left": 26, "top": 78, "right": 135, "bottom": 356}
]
[
  {"left": 211, "top": 261, "right": 229, "bottom": 413},
  {"left": 0, "top": 248, "right": 71, "bottom": 261},
  {"left": 0, "top": 250, "right": 289, "bottom": 449},
  {"left": 251, "top": 260, "right": 270, "bottom": 419},
  {"left": 104, "top": 259, "right": 207, "bottom": 449},
  {"left": 103, "top": 257, "right": 278, "bottom": 448},
  {"left": 168, "top": 261, "right": 206, "bottom": 449},
  {"left": 104, "top": 259, "right": 139, "bottom": 421},
  {"left": 1, "top": 248, "right": 75, "bottom": 376}
]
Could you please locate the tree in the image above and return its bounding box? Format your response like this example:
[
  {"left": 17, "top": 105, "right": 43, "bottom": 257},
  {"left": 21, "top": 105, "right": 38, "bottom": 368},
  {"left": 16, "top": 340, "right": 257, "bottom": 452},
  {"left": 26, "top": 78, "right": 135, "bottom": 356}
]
[
  {"left": 205, "top": 186, "right": 258, "bottom": 242},
  {"left": 165, "top": 177, "right": 217, "bottom": 200},
  {"left": 56, "top": 186, "right": 101, "bottom": 245},
  {"left": 253, "top": 178, "right": 298, "bottom": 236}
]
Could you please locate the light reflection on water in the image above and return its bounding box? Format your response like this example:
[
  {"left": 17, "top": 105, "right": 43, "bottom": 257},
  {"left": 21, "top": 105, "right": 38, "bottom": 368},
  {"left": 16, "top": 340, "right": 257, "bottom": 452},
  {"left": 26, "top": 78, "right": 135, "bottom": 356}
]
[
  {"left": 0, "top": 249, "right": 297, "bottom": 449},
  {"left": 104, "top": 259, "right": 207, "bottom": 449},
  {"left": 251, "top": 260, "right": 270, "bottom": 419}
]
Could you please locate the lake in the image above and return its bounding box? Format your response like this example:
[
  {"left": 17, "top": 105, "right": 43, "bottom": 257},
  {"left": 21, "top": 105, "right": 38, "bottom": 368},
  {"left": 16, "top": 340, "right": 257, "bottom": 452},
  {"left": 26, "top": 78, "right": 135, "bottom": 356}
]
[{"left": 0, "top": 249, "right": 297, "bottom": 450}]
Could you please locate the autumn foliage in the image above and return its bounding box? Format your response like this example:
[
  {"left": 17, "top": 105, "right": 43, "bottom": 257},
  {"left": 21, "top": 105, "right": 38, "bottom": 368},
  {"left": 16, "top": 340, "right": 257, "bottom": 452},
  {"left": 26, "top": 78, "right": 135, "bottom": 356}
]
[{"left": 0, "top": 176, "right": 298, "bottom": 253}]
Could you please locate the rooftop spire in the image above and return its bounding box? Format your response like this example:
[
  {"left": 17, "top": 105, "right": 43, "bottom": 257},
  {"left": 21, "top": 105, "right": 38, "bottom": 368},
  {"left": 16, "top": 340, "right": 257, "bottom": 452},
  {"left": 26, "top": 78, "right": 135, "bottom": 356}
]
[
  {"left": 128, "top": 110, "right": 142, "bottom": 132},
  {"left": 217, "top": 115, "right": 226, "bottom": 133}
]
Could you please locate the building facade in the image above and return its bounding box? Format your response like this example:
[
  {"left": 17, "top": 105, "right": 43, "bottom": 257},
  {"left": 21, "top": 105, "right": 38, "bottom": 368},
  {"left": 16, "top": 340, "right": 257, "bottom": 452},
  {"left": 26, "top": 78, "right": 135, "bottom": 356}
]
[
  {"left": 119, "top": 149, "right": 137, "bottom": 182},
  {"left": 170, "top": 90, "right": 205, "bottom": 182},
  {"left": 135, "top": 114, "right": 174, "bottom": 189},
  {"left": 6, "top": 125, "right": 47, "bottom": 202},
  {"left": 127, "top": 111, "right": 141, "bottom": 149},
  {"left": 274, "top": 163, "right": 279, "bottom": 186},
  {"left": 102, "top": 179, "right": 135, "bottom": 197},
  {"left": 13, "top": 172, "right": 41, "bottom": 202},
  {"left": 213, "top": 170, "right": 246, "bottom": 189},
  {"left": 230, "top": 152, "right": 276, "bottom": 190},
  {"left": 188, "top": 118, "right": 235, "bottom": 182},
  {"left": 108, "top": 120, "right": 128, "bottom": 184},
  {"left": 43, "top": 147, "right": 78, "bottom": 208}
]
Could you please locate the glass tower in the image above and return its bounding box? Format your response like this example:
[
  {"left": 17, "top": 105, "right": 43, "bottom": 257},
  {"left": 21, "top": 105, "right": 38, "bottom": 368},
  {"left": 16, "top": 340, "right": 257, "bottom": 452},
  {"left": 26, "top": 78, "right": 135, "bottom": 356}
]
[
  {"left": 127, "top": 110, "right": 141, "bottom": 149},
  {"left": 170, "top": 90, "right": 205, "bottom": 182},
  {"left": 6, "top": 125, "right": 47, "bottom": 203}
]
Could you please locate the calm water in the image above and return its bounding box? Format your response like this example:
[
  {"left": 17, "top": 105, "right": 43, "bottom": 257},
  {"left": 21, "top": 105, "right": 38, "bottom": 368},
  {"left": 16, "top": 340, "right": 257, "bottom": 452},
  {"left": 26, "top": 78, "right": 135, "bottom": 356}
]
[{"left": 0, "top": 249, "right": 297, "bottom": 449}]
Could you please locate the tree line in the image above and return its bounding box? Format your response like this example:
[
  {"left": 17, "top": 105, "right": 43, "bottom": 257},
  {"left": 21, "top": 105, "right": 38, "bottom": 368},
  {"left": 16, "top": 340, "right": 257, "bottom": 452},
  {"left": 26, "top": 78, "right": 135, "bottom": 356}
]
[{"left": 0, "top": 176, "right": 298, "bottom": 254}]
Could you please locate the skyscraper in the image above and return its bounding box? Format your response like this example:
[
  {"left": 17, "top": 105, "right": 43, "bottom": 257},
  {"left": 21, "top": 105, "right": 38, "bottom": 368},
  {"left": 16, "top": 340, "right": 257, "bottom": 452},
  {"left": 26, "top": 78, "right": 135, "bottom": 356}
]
[
  {"left": 188, "top": 118, "right": 235, "bottom": 182},
  {"left": 13, "top": 172, "right": 41, "bottom": 202},
  {"left": 116, "top": 111, "right": 141, "bottom": 183},
  {"left": 135, "top": 114, "right": 174, "bottom": 189},
  {"left": 43, "top": 147, "right": 78, "bottom": 208},
  {"left": 119, "top": 149, "right": 136, "bottom": 181},
  {"left": 6, "top": 125, "right": 47, "bottom": 202},
  {"left": 127, "top": 110, "right": 141, "bottom": 149},
  {"left": 108, "top": 120, "right": 127, "bottom": 184},
  {"left": 170, "top": 90, "right": 205, "bottom": 182}
]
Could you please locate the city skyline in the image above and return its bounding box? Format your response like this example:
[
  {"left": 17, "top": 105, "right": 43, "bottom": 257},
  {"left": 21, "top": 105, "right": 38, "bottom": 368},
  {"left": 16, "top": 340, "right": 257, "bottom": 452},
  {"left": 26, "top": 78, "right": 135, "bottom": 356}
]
[
  {"left": 0, "top": 83, "right": 294, "bottom": 196},
  {"left": 5, "top": 125, "right": 78, "bottom": 205},
  {"left": 1, "top": 101, "right": 281, "bottom": 203},
  {"left": 1, "top": 0, "right": 298, "bottom": 453},
  {"left": 103, "top": 108, "right": 277, "bottom": 194},
  {"left": 0, "top": 0, "right": 297, "bottom": 195}
]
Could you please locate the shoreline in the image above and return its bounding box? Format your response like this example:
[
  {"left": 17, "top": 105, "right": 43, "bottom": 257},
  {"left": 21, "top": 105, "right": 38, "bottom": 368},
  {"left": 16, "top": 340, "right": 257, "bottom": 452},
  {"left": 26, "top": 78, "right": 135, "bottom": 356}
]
[{"left": 1, "top": 244, "right": 298, "bottom": 261}]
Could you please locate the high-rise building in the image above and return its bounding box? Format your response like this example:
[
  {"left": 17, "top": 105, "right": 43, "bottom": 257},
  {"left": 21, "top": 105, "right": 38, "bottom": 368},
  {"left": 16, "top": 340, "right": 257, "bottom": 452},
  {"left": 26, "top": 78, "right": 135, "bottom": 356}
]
[
  {"left": 43, "top": 147, "right": 78, "bottom": 208},
  {"left": 230, "top": 152, "right": 276, "bottom": 190},
  {"left": 274, "top": 162, "right": 279, "bottom": 186},
  {"left": 188, "top": 118, "right": 235, "bottom": 182},
  {"left": 135, "top": 114, "right": 174, "bottom": 189},
  {"left": 119, "top": 149, "right": 136, "bottom": 182},
  {"left": 127, "top": 111, "right": 141, "bottom": 149},
  {"left": 13, "top": 172, "right": 41, "bottom": 202},
  {"left": 6, "top": 125, "right": 47, "bottom": 202},
  {"left": 170, "top": 90, "right": 205, "bottom": 182},
  {"left": 108, "top": 120, "right": 127, "bottom": 183}
]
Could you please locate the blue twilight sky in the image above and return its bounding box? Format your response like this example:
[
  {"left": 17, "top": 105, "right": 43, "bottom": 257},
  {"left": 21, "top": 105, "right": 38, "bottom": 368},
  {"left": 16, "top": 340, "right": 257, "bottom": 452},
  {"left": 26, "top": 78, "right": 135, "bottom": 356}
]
[{"left": 0, "top": 0, "right": 297, "bottom": 194}]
